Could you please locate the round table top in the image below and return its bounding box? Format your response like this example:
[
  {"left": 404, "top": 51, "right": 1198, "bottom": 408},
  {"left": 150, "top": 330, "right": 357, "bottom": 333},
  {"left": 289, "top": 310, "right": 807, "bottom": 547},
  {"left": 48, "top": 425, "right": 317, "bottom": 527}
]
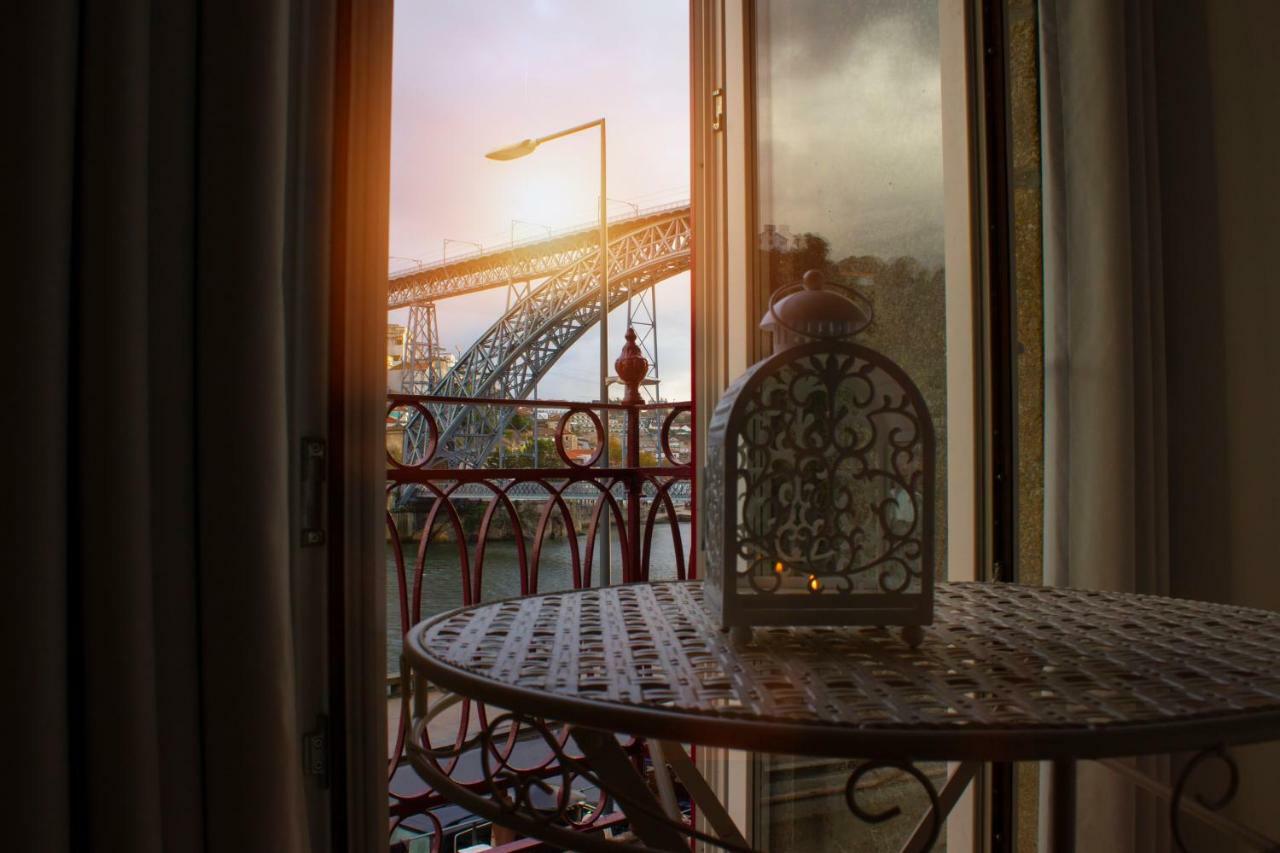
[{"left": 406, "top": 580, "right": 1280, "bottom": 761}]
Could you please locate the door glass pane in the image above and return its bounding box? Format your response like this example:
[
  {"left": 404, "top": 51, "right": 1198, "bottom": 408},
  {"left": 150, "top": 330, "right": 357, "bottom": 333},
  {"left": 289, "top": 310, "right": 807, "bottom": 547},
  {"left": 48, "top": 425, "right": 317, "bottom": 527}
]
[{"left": 751, "top": 1, "right": 951, "bottom": 848}]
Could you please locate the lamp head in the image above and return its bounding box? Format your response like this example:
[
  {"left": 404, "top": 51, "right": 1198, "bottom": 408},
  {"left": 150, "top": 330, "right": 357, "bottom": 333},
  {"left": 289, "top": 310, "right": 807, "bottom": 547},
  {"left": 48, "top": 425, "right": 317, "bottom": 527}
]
[{"left": 485, "top": 139, "right": 538, "bottom": 161}]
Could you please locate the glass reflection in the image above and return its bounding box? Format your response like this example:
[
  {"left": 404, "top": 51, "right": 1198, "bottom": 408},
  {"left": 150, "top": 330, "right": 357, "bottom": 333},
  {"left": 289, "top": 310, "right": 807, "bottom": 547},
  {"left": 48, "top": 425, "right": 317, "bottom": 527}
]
[{"left": 752, "top": 2, "right": 949, "bottom": 849}]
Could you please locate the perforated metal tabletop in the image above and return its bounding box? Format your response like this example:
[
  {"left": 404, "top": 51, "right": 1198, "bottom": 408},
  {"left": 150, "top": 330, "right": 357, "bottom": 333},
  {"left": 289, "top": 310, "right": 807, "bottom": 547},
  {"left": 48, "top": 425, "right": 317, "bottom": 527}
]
[{"left": 406, "top": 579, "right": 1280, "bottom": 762}]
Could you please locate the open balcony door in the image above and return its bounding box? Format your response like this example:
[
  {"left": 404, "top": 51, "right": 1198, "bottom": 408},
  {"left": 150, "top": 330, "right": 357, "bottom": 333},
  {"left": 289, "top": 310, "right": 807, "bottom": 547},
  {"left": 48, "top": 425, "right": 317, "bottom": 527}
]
[{"left": 690, "top": 0, "right": 982, "bottom": 848}]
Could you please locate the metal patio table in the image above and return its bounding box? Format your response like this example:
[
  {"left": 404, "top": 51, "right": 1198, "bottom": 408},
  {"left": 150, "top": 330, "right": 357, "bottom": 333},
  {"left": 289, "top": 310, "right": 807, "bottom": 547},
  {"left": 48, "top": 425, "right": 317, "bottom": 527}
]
[{"left": 405, "top": 580, "right": 1280, "bottom": 852}]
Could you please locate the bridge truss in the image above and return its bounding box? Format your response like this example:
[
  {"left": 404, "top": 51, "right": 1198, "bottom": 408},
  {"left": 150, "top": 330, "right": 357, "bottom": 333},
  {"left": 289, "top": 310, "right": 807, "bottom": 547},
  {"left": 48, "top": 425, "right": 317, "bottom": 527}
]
[
  {"left": 398, "top": 205, "right": 691, "bottom": 468},
  {"left": 388, "top": 202, "right": 688, "bottom": 306}
]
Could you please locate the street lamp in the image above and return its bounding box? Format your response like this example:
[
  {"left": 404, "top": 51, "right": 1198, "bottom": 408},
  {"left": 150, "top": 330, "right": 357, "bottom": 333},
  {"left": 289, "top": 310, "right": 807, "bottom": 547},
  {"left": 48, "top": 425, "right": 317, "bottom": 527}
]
[
  {"left": 485, "top": 119, "right": 609, "bottom": 411},
  {"left": 487, "top": 118, "right": 611, "bottom": 579}
]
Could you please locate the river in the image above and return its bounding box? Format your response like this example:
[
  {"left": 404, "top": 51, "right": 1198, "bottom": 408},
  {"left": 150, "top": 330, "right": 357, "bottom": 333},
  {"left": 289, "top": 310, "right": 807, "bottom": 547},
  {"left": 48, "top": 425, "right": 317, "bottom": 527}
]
[{"left": 386, "top": 522, "right": 691, "bottom": 675}]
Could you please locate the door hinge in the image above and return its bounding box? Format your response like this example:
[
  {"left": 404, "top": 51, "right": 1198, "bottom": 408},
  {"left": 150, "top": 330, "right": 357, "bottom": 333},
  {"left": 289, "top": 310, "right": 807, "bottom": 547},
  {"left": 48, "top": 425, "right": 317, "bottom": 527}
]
[
  {"left": 303, "top": 714, "right": 330, "bottom": 787},
  {"left": 300, "top": 437, "right": 326, "bottom": 547},
  {"left": 711, "top": 87, "right": 724, "bottom": 131}
]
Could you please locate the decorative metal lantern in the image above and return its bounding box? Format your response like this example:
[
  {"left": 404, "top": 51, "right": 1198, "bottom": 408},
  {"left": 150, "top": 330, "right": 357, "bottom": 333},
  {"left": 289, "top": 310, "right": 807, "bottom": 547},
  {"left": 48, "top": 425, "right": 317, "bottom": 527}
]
[{"left": 703, "top": 270, "right": 935, "bottom": 646}]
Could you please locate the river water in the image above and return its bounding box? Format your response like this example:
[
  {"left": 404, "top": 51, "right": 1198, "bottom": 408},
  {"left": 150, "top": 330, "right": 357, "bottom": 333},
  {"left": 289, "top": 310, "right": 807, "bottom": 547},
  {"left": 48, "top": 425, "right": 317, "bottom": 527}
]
[{"left": 386, "top": 522, "right": 691, "bottom": 674}]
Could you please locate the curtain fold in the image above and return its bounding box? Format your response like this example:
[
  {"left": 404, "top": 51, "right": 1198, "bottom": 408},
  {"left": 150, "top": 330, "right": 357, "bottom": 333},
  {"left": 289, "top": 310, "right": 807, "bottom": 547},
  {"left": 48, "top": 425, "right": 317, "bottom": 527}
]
[
  {"left": 6, "top": 0, "right": 323, "bottom": 849},
  {"left": 1039, "top": 0, "right": 1170, "bottom": 850}
]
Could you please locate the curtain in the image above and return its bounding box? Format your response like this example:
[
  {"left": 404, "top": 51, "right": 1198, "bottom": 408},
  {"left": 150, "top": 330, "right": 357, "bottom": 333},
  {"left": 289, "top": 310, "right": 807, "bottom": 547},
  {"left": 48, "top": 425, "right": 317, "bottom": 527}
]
[
  {"left": 1039, "top": 0, "right": 1170, "bottom": 850},
  {"left": 5, "top": 0, "right": 330, "bottom": 848}
]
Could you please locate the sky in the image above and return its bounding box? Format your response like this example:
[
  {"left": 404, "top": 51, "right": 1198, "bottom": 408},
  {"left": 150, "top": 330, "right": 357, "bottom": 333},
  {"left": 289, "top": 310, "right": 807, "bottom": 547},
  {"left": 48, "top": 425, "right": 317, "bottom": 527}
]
[
  {"left": 389, "top": 0, "right": 691, "bottom": 401},
  {"left": 755, "top": 0, "right": 944, "bottom": 267}
]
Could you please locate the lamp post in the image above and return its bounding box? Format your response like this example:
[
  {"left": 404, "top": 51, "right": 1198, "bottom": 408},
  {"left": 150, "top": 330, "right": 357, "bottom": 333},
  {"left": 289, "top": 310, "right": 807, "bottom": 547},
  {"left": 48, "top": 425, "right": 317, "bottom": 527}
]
[
  {"left": 511, "top": 219, "right": 554, "bottom": 241},
  {"left": 485, "top": 118, "right": 609, "bottom": 412},
  {"left": 605, "top": 197, "right": 639, "bottom": 218},
  {"left": 389, "top": 254, "right": 425, "bottom": 270},
  {"left": 442, "top": 237, "right": 482, "bottom": 262},
  {"left": 487, "top": 118, "right": 612, "bottom": 580}
]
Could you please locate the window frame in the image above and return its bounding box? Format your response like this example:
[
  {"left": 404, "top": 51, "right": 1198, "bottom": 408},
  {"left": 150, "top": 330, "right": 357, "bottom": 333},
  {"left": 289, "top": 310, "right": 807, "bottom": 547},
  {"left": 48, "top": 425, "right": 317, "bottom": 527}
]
[{"left": 330, "top": 0, "right": 396, "bottom": 849}]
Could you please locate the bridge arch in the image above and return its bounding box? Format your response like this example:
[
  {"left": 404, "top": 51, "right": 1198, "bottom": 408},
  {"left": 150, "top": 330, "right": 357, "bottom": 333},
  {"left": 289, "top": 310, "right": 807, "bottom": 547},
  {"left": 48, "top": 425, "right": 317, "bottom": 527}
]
[{"left": 407, "top": 209, "right": 690, "bottom": 467}]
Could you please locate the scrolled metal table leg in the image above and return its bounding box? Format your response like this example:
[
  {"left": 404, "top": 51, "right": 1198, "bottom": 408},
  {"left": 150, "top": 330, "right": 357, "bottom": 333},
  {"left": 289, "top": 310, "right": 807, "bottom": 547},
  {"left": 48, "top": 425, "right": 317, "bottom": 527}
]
[
  {"left": 1170, "top": 745, "right": 1243, "bottom": 853},
  {"left": 844, "top": 760, "right": 943, "bottom": 851},
  {"left": 1096, "top": 747, "right": 1280, "bottom": 852}
]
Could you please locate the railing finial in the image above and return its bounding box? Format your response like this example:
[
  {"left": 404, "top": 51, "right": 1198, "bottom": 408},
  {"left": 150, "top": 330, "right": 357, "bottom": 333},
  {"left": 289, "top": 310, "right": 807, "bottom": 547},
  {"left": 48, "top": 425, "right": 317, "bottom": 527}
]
[{"left": 614, "top": 327, "right": 649, "bottom": 405}]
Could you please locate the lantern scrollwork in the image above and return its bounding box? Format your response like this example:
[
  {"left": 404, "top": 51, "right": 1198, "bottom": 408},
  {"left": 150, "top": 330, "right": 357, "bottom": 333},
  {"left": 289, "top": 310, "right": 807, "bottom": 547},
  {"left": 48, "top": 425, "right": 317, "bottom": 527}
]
[{"left": 703, "top": 270, "right": 936, "bottom": 645}]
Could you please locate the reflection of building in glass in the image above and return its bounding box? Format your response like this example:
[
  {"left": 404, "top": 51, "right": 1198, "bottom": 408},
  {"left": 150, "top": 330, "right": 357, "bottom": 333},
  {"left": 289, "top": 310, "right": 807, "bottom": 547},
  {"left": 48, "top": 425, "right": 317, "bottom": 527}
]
[
  {"left": 759, "top": 223, "right": 793, "bottom": 252},
  {"left": 834, "top": 256, "right": 879, "bottom": 289}
]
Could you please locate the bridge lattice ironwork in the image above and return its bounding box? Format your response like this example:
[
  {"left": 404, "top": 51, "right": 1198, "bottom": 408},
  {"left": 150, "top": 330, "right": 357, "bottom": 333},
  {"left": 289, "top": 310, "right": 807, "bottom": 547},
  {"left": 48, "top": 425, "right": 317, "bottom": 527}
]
[
  {"left": 388, "top": 202, "right": 688, "bottom": 307},
  {"left": 399, "top": 206, "right": 690, "bottom": 468}
]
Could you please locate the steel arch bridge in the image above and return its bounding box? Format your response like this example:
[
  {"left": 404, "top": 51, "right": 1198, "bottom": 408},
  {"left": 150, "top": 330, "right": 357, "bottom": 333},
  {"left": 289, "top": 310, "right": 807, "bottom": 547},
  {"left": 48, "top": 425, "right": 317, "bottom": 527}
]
[
  {"left": 387, "top": 201, "right": 689, "bottom": 307},
  {"left": 391, "top": 203, "right": 691, "bottom": 468}
]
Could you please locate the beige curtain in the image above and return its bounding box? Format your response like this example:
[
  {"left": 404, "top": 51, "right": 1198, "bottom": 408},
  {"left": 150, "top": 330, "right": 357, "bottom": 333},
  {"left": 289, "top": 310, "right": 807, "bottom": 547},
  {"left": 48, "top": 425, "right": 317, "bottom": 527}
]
[
  {"left": 1041, "top": 0, "right": 1280, "bottom": 848},
  {"left": 4, "top": 0, "right": 334, "bottom": 849},
  {"left": 1039, "top": 0, "right": 1169, "bottom": 850}
]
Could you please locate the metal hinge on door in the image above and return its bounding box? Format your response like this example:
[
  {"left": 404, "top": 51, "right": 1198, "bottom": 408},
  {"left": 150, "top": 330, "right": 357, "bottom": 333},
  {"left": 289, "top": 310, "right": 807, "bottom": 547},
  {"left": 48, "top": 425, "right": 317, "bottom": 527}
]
[
  {"left": 300, "top": 437, "right": 326, "bottom": 546},
  {"left": 303, "top": 714, "right": 330, "bottom": 787},
  {"left": 712, "top": 87, "right": 724, "bottom": 131}
]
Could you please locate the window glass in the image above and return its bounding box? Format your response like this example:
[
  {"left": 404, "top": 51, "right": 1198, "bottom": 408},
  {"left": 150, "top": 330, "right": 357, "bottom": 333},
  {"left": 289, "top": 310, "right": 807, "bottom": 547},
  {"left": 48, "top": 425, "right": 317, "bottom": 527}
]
[{"left": 751, "top": 1, "right": 950, "bottom": 848}]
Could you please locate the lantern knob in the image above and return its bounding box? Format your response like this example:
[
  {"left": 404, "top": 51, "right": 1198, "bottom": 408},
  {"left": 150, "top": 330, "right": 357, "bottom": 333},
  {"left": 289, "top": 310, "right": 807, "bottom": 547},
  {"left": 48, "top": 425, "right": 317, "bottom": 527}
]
[{"left": 761, "top": 269, "right": 871, "bottom": 352}]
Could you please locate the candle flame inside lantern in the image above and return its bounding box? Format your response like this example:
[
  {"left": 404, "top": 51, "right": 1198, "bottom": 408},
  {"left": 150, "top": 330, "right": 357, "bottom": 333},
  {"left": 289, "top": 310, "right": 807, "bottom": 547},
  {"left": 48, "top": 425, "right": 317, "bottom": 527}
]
[
  {"left": 774, "top": 561, "right": 785, "bottom": 575},
  {"left": 808, "top": 575, "right": 822, "bottom": 592}
]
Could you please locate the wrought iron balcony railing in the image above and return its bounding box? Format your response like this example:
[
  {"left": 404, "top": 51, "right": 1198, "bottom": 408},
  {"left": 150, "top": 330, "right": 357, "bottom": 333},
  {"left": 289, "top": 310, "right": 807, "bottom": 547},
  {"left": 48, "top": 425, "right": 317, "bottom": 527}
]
[{"left": 385, "top": 353, "right": 693, "bottom": 849}]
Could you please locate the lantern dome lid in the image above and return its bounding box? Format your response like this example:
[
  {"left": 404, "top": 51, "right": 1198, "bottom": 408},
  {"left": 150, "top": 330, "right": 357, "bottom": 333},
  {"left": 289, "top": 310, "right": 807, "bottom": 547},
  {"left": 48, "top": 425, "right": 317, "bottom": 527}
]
[{"left": 760, "top": 269, "right": 871, "bottom": 343}]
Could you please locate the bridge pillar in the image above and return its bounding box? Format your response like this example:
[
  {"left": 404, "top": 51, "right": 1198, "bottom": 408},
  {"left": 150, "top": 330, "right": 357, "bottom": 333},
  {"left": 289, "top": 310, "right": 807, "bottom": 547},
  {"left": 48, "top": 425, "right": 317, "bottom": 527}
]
[{"left": 403, "top": 302, "right": 445, "bottom": 393}]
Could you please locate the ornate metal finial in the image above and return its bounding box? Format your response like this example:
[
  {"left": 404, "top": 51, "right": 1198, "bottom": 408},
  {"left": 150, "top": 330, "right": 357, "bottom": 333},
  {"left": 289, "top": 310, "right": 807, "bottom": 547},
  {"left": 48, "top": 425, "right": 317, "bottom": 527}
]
[{"left": 614, "top": 327, "right": 649, "bottom": 404}]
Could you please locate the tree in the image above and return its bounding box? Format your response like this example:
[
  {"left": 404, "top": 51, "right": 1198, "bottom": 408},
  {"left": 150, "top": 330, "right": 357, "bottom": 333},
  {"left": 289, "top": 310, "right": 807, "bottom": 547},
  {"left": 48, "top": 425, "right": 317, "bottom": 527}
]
[{"left": 761, "top": 231, "right": 837, "bottom": 293}]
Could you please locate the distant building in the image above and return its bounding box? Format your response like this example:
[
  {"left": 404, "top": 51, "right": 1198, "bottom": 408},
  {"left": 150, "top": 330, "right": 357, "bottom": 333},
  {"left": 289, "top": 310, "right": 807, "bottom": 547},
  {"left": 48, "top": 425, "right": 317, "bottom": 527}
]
[
  {"left": 387, "top": 324, "right": 404, "bottom": 392},
  {"left": 387, "top": 323, "right": 455, "bottom": 393},
  {"left": 387, "top": 323, "right": 406, "bottom": 367}
]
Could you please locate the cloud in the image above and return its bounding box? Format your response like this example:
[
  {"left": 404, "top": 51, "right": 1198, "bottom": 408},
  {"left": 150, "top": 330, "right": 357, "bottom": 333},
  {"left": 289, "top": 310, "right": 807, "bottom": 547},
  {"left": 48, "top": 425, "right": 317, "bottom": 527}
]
[{"left": 755, "top": 1, "right": 945, "bottom": 266}]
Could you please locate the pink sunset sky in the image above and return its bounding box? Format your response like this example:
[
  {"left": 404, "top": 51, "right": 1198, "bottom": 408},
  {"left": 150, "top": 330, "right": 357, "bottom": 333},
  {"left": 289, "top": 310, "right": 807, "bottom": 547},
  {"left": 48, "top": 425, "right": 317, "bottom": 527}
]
[{"left": 388, "top": 0, "right": 691, "bottom": 401}]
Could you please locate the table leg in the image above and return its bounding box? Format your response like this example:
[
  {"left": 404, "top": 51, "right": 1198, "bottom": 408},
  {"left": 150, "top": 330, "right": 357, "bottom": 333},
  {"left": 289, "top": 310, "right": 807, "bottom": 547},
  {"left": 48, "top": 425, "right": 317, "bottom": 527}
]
[
  {"left": 1051, "top": 759, "right": 1076, "bottom": 853},
  {"left": 571, "top": 727, "right": 688, "bottom": 851},
  {"left": 647, "top": 741, "right": 682, "bottom": 821},
  {"left": 901, "top": 761, "right": 980, "bottom": 853},
  {"left": 655, "top": 741, "right": 750, "bottom": 849}
]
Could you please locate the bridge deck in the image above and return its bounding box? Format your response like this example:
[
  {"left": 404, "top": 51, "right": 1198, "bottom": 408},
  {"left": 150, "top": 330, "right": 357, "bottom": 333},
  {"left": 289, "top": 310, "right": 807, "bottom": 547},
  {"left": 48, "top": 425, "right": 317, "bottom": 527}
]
[{"left": 387, "top": 200, "right": 689, "bottom": 307}]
